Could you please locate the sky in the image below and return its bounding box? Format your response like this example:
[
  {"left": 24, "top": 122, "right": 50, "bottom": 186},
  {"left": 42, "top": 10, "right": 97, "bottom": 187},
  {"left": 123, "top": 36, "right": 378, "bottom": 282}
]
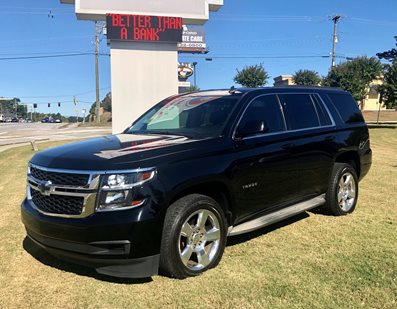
[{"left": 0, "top": 0, "right": 396, "bottom": 116}]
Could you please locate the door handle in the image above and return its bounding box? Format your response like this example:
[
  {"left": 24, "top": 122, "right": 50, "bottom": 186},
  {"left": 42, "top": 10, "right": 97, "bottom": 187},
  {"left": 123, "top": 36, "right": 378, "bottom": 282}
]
[{"left": 325, "top": 135, "right": 335, "bottom": 142}]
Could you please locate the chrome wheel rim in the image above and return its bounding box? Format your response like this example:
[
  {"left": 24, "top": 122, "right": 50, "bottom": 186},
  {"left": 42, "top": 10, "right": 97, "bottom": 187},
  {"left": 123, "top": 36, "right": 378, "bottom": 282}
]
[
  {"left": 178, "top": 209, "right": 221, "bottom": 271},
  {"left": 337, "top": 172, "right": 357, "bottom": 212}
]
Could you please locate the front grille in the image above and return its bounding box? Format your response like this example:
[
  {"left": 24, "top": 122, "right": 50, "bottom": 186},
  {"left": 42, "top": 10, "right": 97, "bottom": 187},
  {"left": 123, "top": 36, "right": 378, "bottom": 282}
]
[
  {"left": 31, "top": 189, "right": 84, "bottom": 216},
  {"left": 30, "top": 166, "right": 89, "bottom": 186}
]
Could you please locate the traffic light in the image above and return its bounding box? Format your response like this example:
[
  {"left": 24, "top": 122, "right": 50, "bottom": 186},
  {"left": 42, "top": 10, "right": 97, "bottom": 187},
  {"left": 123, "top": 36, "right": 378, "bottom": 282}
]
[
  {"left": 33, "top": 103, "right": 37, "bottom": 109},
  {"left": 58, "top": 102, "right": 61, "bottom": 107},
  {"left": 48, "top": 103, "right": 51, "bottom": 108}
]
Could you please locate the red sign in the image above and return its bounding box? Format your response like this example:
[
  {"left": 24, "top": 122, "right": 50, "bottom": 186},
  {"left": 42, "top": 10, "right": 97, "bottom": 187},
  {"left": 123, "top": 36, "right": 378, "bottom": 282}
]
[{"left": 106, "top": 14, "right": 183, "bottom": 43}]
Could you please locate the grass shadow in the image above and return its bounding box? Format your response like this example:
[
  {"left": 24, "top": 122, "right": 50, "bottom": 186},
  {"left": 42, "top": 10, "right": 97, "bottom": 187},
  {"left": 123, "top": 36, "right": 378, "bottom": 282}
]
[
  {"left": 23, "top": 237, "right": 153, "bottom": 284},
  {"left": 227, "top": 212, "right": 309, "bottom": 247}
]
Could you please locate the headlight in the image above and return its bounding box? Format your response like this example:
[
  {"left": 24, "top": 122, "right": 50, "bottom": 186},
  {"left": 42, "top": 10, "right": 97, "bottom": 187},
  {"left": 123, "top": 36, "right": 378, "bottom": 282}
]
[{"left": 97, "top": 168, "right": 156, "bottom": 212}]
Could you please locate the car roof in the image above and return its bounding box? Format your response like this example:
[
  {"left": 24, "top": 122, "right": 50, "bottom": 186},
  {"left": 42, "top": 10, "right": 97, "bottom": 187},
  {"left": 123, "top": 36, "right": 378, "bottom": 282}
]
[{"left": 190, "top": 86, "right": 348, "bottom": 96}]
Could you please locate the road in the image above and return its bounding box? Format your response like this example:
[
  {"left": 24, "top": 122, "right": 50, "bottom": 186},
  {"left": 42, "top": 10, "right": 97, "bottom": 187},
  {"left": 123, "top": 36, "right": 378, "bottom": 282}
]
[{"left": 0, "top": 122, "right": 112, "bottom": 152}]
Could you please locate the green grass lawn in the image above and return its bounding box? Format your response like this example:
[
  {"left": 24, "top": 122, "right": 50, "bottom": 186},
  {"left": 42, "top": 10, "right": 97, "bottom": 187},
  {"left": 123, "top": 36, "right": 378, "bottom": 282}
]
[{"left": 0, "top": 129, "right": 396, "bottom": 309}]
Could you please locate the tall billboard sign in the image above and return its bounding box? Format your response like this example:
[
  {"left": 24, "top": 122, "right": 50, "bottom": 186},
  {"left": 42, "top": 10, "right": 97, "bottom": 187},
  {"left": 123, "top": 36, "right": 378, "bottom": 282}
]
[
  {"left": 60, "top": 0, "right": 223, "bottom": 24},
  {"left": 60, "top": 0, "right": 223, "bottom": 134}
]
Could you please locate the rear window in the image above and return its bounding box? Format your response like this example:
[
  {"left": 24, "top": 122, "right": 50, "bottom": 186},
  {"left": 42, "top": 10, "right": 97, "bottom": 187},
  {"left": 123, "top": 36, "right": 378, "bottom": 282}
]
[
  {"left": 278, "top": 94, "right": 320, "bottom": 130},
  {"left": 326, "top": 93, "right": 364, "bottom": 124}
]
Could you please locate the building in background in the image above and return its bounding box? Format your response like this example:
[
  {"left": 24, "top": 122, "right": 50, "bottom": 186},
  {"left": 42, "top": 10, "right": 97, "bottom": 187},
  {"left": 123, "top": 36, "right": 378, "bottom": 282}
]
[
  {"left": 273, "top": 75, "right": 295, "bottom": 87},
  {"left": 362, "top": 78, "right": 386, "bottom": 111}
]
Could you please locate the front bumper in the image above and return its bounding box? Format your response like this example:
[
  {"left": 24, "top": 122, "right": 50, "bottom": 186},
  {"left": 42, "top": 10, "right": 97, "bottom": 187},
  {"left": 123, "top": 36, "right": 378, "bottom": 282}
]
[
  {"left": 21, "top": 198, "right": 163, "bottom": 278},
  {"left": 26, "top": 229, "right": 159, "bottom": 278}
]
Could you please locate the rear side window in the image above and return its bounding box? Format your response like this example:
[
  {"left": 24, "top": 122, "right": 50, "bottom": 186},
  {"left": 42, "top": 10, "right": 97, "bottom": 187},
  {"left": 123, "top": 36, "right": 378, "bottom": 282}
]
[
  {"left": 278, "top": 94, "right": 320, "bottom": 130},
  {"left": 238, "top": 95, "right": 286, "bottom": 134},
  {"left": 311, "top": 94, "right": 332, "bottom": 126},
  {"left": 326, "top": 93, "right": 364, "bottom": 123}
]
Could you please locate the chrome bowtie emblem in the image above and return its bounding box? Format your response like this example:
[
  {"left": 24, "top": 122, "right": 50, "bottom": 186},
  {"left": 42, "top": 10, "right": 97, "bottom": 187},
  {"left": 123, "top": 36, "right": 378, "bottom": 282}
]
[{"left": 38, "top": 180, "right": 54, "bottom": 196}]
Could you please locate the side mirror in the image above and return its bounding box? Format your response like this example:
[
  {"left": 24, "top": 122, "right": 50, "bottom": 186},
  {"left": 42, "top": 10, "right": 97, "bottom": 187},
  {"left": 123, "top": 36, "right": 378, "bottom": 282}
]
[{"left": 236, "top": 120, "right": 269, "bottom": 138}]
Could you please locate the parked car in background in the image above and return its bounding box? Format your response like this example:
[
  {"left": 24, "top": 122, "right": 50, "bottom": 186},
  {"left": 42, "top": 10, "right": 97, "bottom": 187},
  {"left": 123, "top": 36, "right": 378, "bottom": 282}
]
[
  {"left": 21, "top": 87, "right": 372, "bottom": 279},
  {"left": 41, "top": 117, "right": 49, "bottom": 123}
]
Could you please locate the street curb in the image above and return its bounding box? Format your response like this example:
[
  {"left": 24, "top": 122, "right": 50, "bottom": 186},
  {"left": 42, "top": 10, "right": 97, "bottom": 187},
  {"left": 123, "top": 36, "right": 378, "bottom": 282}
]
[{"left": 0, "top": 138, "right": 49, "bottom": 147}]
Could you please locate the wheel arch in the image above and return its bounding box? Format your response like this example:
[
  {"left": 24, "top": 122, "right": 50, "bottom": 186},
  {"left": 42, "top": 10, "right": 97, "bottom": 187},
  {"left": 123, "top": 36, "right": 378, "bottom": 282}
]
[
  {"left": 167, "top": 181, "right": 235, "bottom": 227},
  {"left": 334, "top": 151, "right": 361, "bottom": 178}
]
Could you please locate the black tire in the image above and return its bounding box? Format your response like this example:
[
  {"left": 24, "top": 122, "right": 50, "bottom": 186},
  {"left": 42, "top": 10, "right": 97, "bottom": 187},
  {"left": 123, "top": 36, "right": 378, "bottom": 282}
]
[
  {"left": 160, "top": 194, "right": 227, "bottom": 279},
  {"left": 323, "top": 163, "right": 359, "bottom": 216}
]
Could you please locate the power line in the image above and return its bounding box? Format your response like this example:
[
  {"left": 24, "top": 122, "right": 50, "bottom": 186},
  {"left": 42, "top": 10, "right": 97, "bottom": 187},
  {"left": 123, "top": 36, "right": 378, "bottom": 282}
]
[
  {"left": 14, "top": 87, "right": 111, "bottom": 100},
  {"left": 0, "top": 53, "right": 110, "bottom": 61},
  {"left": 0, "top": 36, "right": 93, "bottom": 45},
  {"left": 0, "top": 50, "right": 92, "bottom": 56},
  {"left": 213, "top": 15, "right": 327, "bottom": 22}
]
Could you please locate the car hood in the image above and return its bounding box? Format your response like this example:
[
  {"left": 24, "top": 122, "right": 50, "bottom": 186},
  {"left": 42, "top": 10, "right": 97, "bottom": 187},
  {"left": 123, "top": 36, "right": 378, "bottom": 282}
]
[{"left": 30, "top": 134, "right": 199, "bottom": 171}]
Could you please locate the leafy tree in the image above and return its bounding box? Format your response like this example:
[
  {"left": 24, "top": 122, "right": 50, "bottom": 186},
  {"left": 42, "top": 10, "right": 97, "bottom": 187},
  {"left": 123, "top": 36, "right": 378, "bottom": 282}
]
[
  {"left": 234, "top": 64, "right": 269, "bottom": 88},
  {"left": 101, "top": 92, "right": 112, "bottom": 112},
  {"left": 377, "top": 36, "right": 397, "bottom": 108},
  {"left": 377, "top": 62, "right": 397, "bottom": 109},
  {"left": 185, "top": 85, "right": 200, "bottom": 92},
  {"left": 292, "top": 69, "right": 322, "bottom": 86},
  {"left": 0, "top": 98, "right": 21, "bottom": 117},
  {"left": 323, "top": 56, "right": 383, "bottom": 104},
  {"left": 89, "top": 92, "right": 112, "bottom": 121},
  {"left": 377, "top": 36, "right": 397, "bottom": 62}
]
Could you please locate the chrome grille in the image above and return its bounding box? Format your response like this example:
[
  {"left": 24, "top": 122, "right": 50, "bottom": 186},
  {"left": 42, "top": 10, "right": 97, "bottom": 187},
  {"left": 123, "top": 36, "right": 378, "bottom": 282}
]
[
  {"left": 27, "top": 164, "right": 99, "bottom": 218},
  {"left": 30, "top": 166, "right": 89, "bottom": 186},
  {"left": 31, "top": 189, "right": 84, "bottom": 215}
]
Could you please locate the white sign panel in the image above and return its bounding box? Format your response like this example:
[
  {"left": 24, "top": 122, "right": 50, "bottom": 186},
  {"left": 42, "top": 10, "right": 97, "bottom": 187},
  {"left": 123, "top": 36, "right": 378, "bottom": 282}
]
[
  {"left": 61, "top": 0, "right": 223, "bottom": 24},
  {"left": 178, "top": 81, "right": 191, "bottom": 88}
]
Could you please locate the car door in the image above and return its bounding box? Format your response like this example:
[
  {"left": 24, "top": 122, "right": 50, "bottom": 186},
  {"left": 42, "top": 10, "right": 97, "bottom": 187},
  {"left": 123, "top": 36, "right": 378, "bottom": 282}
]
[
  {"left": 277, "top": 93, "right": 335, "bottom": 199},
  {"left": 230, "top": 94, "right": 302, "bottom": 223}
]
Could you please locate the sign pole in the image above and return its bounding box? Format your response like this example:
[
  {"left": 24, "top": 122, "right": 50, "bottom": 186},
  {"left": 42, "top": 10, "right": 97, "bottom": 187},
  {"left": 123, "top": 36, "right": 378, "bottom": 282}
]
[{"left": 95, "top": 21, "right": 101, "bottom": 123}]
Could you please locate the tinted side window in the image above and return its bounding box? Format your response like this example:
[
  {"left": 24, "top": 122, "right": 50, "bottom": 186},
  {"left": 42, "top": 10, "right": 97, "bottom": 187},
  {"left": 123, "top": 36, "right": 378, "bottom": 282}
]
[
  {"left": 311, "top": 94, "right": 332, "bottom": 126},
  {"left": 326, "top": 93, "right": 364, "bottom": 123},
  {"left": 278, "top": 94, "right": 320, "bottom": 130},
  {"left": 238, "top": 95, "right": 286, "bottom": 135}
]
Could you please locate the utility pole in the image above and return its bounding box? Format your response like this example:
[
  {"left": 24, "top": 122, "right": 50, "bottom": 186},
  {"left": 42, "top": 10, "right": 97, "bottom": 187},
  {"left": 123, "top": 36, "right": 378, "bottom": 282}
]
[
  {"left": 14, "top": 98, "right": 17, "bottom": 119},
  {"left": 95, "top": 21, "right": 101, "bottom": 123},
  {"left": 331, "top": 15, "right": 341, "bottom": 69},
  {"left": 192, "top": 62, "right": 198, "bottom": 88}
]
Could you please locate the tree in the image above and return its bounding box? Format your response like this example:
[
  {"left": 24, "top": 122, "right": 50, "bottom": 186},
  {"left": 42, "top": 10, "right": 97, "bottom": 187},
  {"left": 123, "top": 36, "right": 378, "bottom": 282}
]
[
  {"left": 234, "top": 64, "right": 269, "bottom": 88},
  {"left": 292, "top": 69, "right": 321, "bottom": 86},
  {"left": 323, "top": 56, "right": 383, "bottom": 104},
  {"left": 377, "top": 36, "right": 397, "bottom": 62},
  {"left": 89, "top": 92, "right": 112, "bottom": 121},
  {"left": 0, "top": 98, "right": 21, "bottom": 117},
  {"left": 185, "top": 85, "right": 200, "bottom": 93},
  {"left": 377, "top": 36, "right": 397, "bottom": 108}
]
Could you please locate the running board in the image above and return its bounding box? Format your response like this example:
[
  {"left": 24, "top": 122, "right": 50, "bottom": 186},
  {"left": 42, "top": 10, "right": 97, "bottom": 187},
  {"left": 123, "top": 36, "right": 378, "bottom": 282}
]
[{"left": 228, "top": 194, "right": 325, "bottom": 236}]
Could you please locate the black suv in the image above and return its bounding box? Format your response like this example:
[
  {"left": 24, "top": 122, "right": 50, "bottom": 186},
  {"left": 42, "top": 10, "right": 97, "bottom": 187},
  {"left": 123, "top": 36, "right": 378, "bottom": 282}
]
[{"left": 21, "top": 87, "right": 372, "bottom": 279}]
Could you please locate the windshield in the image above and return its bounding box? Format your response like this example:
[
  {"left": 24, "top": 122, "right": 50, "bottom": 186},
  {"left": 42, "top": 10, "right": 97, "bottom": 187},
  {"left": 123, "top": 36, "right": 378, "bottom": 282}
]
[{"left": 126, "top": 94, "right": 240, "bottom": 138}]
